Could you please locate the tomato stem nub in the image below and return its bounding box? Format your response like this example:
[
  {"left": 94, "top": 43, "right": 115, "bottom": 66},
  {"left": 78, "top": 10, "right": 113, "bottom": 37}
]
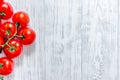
[
  {"left": 15, "top": 22, "right": 20, "bottom": 27},
  {"left": 10, "top": 46, "right": 15, "bottom": 52},
  {"left": 0, "top": 12, "right": 6, "bottom": 16},
  {"left": 6, "top": 30, "right": 10, "bottom": 36},
  {"left": 0, "top": 64, "right": 3, "bottom": 68},
  {"left": 21, "top": 35, "right": 25, "bottom": 40}
]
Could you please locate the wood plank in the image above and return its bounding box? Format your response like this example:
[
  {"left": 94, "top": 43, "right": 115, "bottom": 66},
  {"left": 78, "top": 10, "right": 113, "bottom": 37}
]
[{"left": 85, "top": 0, "right": 118, "bottom": 80}]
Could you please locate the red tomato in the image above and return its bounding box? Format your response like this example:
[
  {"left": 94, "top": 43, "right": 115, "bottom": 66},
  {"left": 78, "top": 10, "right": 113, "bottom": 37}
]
[
  {"left": 12, "top": 11, "right": 29, "bottom": 29},
  {"left": 4, "top": 39, "right": 23, "bottom": 58},
  {"left": 0, "top": 2, "right": 13, "bottom": 19},
  {"left": 0, "top": 22, "right": 16, "bottom": 38},
  {"left": 0, "top": 57, "right": 14, "bottom": 75},
  {"left": 18, "top": 27, "right": 36, "bottom": 45}
]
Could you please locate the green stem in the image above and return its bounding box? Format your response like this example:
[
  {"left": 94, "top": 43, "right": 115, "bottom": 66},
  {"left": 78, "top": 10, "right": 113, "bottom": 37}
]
[
  {"left": 15, "top": 35, "right": 22, "bottom": 38},
  {"left": 0, "top": 64, "right": 3, "bottom": 68},
  {"left": 15, "top": 35, "right": 24, "bottom": 40},
  {"left": 2, "top": 26, "right": 18, "bottom": 48}
]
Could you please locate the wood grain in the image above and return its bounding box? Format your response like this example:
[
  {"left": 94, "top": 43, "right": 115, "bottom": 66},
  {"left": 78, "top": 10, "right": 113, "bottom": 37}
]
[{"left": 2, "top": 0, "right": 120, "bottom": 80}]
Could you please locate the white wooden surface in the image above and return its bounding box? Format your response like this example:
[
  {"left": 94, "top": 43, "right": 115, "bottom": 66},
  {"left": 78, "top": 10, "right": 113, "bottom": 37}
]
[{"left": 3, "top": 0, "right": 120, "bottom": 80}]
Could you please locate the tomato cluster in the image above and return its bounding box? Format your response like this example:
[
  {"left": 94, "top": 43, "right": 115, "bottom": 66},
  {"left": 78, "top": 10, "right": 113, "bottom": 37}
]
[{"left": 0, "top": 0, "right": 36, "bottom": 78}]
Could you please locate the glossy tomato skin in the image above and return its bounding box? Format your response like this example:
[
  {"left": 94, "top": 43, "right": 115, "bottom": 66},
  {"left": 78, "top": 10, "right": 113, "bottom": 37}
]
[
  {"left": 0, "top": 19, "right": 1, "bottom": 25},
  {"left": 0, "top": 0, "right": 4, "bottom": 3},
  {"left": 12, "top": 11, "right": 29, "bottom": 29},
  {"left": 4, "top": 39, "right": 23, "bottom": 58},
  {"left": 0, "top": 2, "right": 13, "bottom": 19},
  {"left": 0, "top": 57, "right": 14, "bottom": 75},
  {"left": 18, "top": 27, "right": 36, "bottom": 45},
  {"left": 0, "top": 22, "right": 16, "bottom": 38}
]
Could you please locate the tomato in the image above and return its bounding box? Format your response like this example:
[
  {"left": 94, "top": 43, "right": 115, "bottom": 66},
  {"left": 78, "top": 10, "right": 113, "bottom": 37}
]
[
  {"left": 0, "top": 2, "right": 13, "bottom": 19},
  {"left": 0, "top": 57, "right": 14, "bottom": 75},
  {"left": 0, "top": 22, "right": 16, "bottom": 38},
  {"left": 3, "top": 39, "right": 23, "bottom": 58},
  {"left": 18, "top": 27, "right": 36, "bottom": 45},
  {"left": 12, "top": 11, "right": 29, "bottom": 29}
]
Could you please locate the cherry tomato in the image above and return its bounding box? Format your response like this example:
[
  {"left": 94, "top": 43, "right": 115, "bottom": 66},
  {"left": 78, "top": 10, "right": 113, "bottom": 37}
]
[
  {"left": 4, "top": 39, "right": 23, "bottom": 58},
  {"left": 0, "top": 2, "right": 13, "bottom": 19},
  {"left": 0, "top": 22, "right": 16, "bottom": 38},
  {"left": 0, "top": 57, "right": 14, "bottom": 75},
  {"left": 18, "top": 27, "right": 36, "bottom": 45},
  {"left": 12, "top": 11, "right": 29, "bottom": 29}
]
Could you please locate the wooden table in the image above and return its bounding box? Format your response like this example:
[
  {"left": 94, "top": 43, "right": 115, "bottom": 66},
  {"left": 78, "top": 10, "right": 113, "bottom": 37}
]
[{"left": 4, "top": 0, "right": 120, "bottom": 80}]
